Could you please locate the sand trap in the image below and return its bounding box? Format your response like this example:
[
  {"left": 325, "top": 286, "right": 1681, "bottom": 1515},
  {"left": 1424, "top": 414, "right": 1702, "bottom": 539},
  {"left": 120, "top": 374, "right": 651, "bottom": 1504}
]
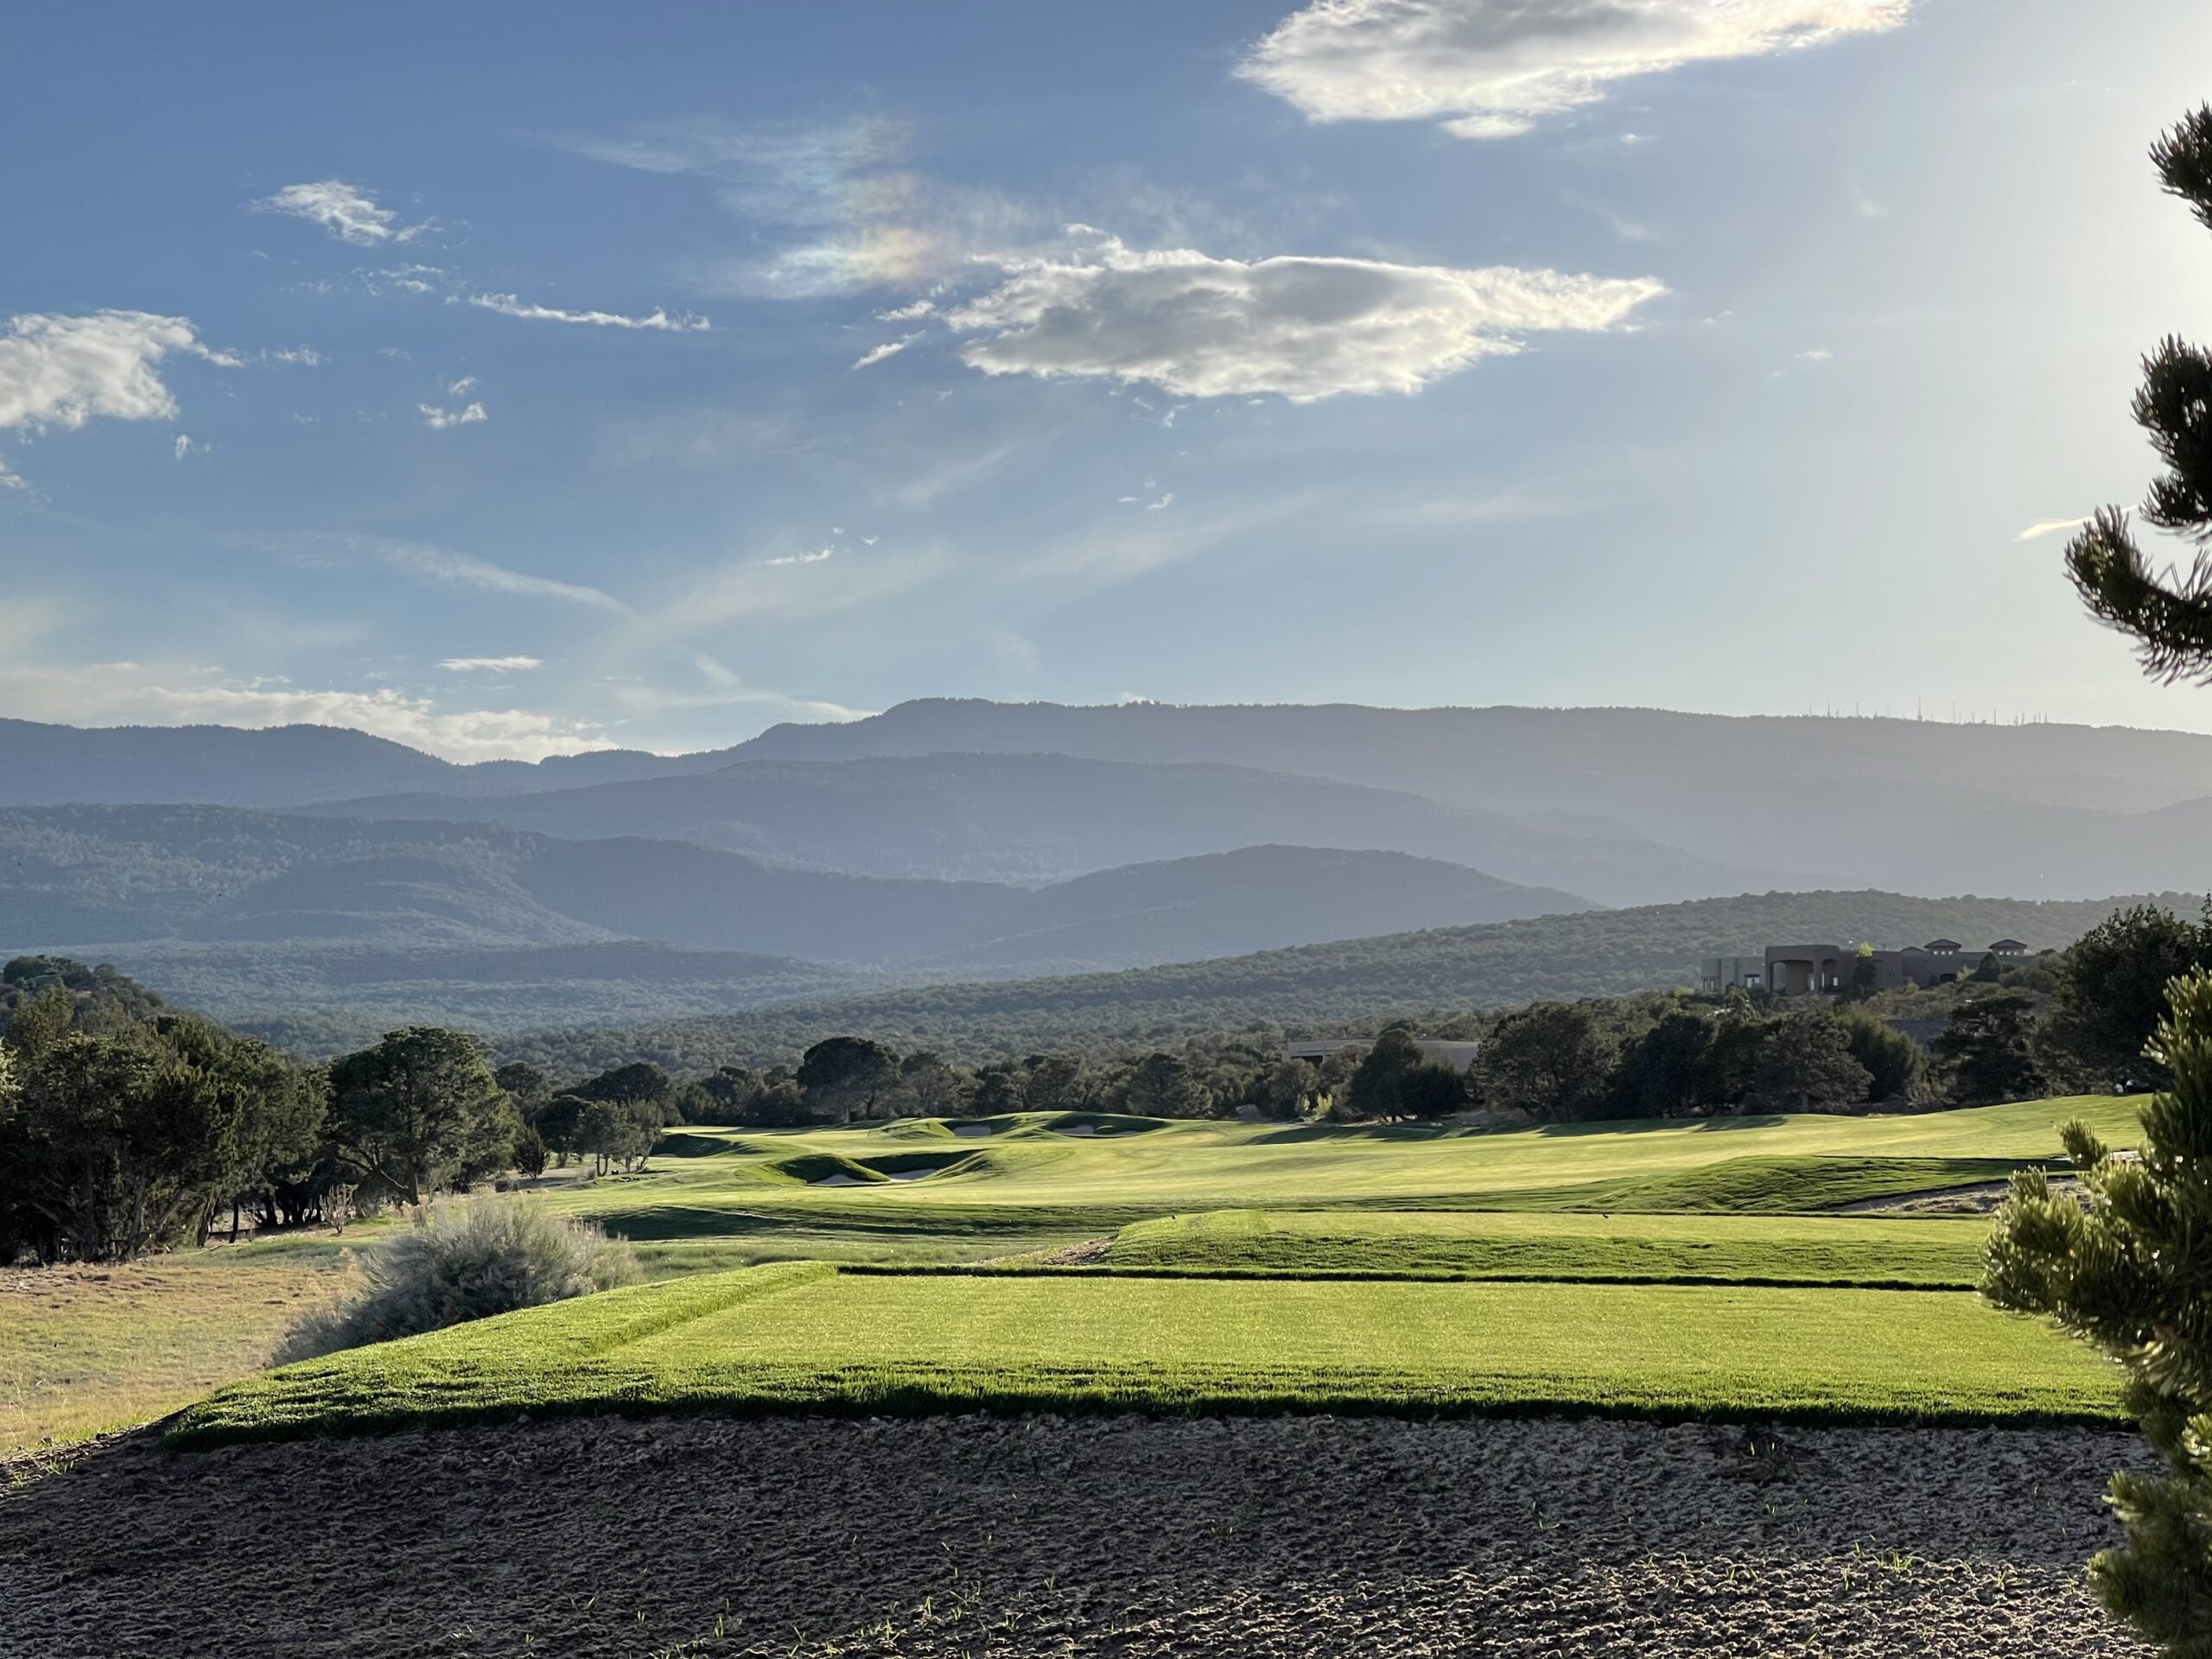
[
  {"left": 1053, "top": 1123, "right": 1114, "bottom": 1137},
  {"left": 881, "top": 1169, "right": 933, "bottom": 1181},
  {"left": 951, "top": 1124, "right": 995, "bottom": 1138},
  {"left": 810, "top": 1173, "right": 871, "bottom": 1186}
]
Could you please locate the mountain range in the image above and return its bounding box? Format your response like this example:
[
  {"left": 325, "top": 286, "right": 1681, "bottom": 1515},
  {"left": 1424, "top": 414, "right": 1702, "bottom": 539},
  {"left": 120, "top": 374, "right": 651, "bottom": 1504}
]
[{"left": 3, "top": 702, "right": 2202, "bottom": 1052}]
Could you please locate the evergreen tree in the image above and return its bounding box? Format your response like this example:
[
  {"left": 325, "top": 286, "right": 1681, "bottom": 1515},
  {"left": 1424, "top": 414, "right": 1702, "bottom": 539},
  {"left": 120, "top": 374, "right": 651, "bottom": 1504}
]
[
  {"left": 2064, "top": 107, "right": 2212, "bottom": 680},
  {"left": 1986, "top": 970, "right": 2212, "bottom": 1651},
  {"left": 1932, "top": 992, "right": 2046, "bottom": 1106},
  {"left": 1745, "top": 1012, "right": 1871, "bottom": 1113}
]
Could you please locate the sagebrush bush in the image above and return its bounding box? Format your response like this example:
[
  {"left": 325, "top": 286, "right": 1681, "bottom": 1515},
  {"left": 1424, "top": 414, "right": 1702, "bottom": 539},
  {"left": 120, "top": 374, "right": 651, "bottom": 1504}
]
[{"left": 287, "top": 1196, "right": 639, "bottom": 1358}]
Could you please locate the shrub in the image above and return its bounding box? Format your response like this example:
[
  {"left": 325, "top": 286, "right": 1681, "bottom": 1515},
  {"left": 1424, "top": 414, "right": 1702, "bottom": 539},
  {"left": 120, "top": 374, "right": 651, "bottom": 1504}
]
[{"left": 288, "top": 1195, "right": 639, "bottom": 1357}]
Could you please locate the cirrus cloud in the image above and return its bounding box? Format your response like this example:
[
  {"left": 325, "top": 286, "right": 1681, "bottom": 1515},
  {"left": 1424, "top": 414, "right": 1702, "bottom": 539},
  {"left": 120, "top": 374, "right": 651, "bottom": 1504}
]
[
  {"left": 1238, "top": 0, "right": 1914, "bottom": 139},
  {"left": 944, "top": 232, "right": 1662, "bottom": 400},
  {"left": 467, "top": 292, "right": 714, "bottom": 332}
]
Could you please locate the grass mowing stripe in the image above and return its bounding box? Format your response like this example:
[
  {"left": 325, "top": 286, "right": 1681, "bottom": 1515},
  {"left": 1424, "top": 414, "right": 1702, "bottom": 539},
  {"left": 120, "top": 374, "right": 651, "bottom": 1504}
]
[
  {"left": 1093, "top": 1208, "right": 1994, "bottom": 1287},
  {"left": 169, "top": 1266, "right": 2125, "bottom": 1446}
]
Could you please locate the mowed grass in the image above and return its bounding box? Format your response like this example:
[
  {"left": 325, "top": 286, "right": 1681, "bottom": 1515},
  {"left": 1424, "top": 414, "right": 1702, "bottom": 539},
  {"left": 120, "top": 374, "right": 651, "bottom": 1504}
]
[
  {"left": 550, "top": 1096, "right": 2141, "bottom": 1253},
  {"left": 172, "top": 1260, "right": 2126, "bottom": 1446},
  {"left": 1102, "top": 1209, "right": 1996, "bottom": 1287},
  {"left": 0, "top": 1237, "right": 365, "bottom": 1457}
]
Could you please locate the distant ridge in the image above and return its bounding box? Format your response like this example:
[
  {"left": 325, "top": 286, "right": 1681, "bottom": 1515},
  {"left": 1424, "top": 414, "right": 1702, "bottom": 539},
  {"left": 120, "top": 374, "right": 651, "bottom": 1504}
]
[
  {"left": 1, "top": 804, "right": 1586, "bottom": 969},
  {"left": 487, "top": 887, "right": 2183, "bottom": 1073}
]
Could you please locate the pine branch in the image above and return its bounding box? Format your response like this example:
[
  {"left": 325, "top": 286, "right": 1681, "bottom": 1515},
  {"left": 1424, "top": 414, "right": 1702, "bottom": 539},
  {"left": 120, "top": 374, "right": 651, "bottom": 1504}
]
[
  {"left": 2066, "top": 508, "right": 2212, "bottom": 684},
  {"left": 2153, "top": 105, "right": 2212, "bottom": 235}
]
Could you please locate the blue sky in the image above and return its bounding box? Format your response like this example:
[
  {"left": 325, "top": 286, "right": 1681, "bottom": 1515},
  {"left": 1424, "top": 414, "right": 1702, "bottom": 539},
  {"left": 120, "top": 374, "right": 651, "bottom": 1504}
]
[{"left": 3, "top": 0, "right": 2209, "bottom": 760}]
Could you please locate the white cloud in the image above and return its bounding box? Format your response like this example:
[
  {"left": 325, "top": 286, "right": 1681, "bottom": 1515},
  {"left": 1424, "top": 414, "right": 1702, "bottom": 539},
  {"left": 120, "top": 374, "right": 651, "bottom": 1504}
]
[
  {"left": 264, "top": 346, "right": 327, "bottom": 366},
  {"left": 1238, "top": 0, "right": 1913, "bottom": 138},
  {"left": 448, "top": 375, "right": 479, "bottom": 395},
  {"left": 468, "top": 293, "right": 713, "bottom": 332},
  {"left": 440, "top": 655, "right": 543, "bottom": 673},
  {"left": 2017, "top": 513, "right": 2094, "bottom": 543},
  {"left": 761, "top": 547, "right": 836, "bottom": 567},
  {"left": 366, "top": 265, "right": 446, "bottom": 297},
  {"left": 877, "top": 298, "right": 938, "bottom": 321},
  {"left": 946, "top": 232, "right": 1662, "bottom": 400},
  {"left": 255, "top": 180, "right": 433, "bottom": 246},
  {"left": 418, "top": 401, "right": 488, "bottom": 429},
  {"left": 283, "top": 532, "right": 633, "bottom": 615},
  {"left": 0, "top": 310, "right": 233, "bottom": 433},
  {"left": 1146, "top": 492, "right": 1176, "bottom": 511},
  {"left": 1795, "top": 347, "right": 1834, "bottom": 362},
  {"left": 852, "top": 336, "right": 919, "bottom": 369},
  {"left": 0, "top": 662, "right": 607, "bottom": 763},
  {"left": 0, "top": 455, "right": 23, "bottom": 490},
  {"left": 174, "top": 434, "right": 194, "bottom": 461}
]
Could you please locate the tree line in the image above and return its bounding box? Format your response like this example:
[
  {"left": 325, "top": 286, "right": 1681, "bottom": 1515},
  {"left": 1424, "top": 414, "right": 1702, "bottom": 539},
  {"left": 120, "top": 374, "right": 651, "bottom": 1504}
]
[{"left": 3, "top": 900, "right": 2201, "bottom": 1262}]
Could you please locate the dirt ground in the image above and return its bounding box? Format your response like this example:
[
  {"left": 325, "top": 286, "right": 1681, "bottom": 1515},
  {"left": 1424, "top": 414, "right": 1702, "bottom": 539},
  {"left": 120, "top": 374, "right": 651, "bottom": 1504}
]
[{"left": 0, "top": 1413, "right": 2156, "bottom": 1657}]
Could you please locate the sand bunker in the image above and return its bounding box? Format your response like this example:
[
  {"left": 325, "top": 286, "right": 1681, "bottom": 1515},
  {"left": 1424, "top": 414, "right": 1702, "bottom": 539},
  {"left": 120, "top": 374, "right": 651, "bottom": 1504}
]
[
  {"left": 950, "top": 1124, "right": 995, "bottom": 1138},
  {"left": 0, "top": 1413, "right": 2153, "bottom": 1657}
]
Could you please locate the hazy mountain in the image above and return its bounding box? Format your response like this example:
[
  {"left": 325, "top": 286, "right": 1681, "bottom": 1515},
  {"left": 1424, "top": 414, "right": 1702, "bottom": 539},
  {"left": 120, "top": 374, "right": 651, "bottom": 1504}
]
[
  {"left": 494, "top": 887, "right": 2179, "bottom": 1073},
  {"left": 0, "top": 718, "right": 721, "bottom": 808},
  {"left": 728, "top": 700, "right": 2212, "bottom": 898},
  {"left": 15, "top": 704, "right": 2212, "bottom": 902},
  {"left": 301, "top": 752, "right": 1776, "bottom": 904},
  {"left": 1, "top": 805, "right": 1588, "bottom": 970}
]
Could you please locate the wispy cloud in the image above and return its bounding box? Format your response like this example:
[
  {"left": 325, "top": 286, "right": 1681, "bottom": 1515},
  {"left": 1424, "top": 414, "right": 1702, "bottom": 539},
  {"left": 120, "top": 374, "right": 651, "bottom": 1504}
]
[
  {"left": 173, "top": 434, "right": 195, "bottom": 461},
  {"left": 564, "top": 116, "right": 1024, "bottom": 298},
  {"left": 761, "top": 547, "right": 836, "bottom": 567},
  {"left": 418, "top": 401, "right": 488, "bottom": 429},
  {"left": 254, "top": 180, "right": 434, "bottom": 246},
  {"left": 440, "top": 655, "right": 543, "bottom": 673},
  {"left": 468, "top": 292, "right": 713, "bottom": 332},
  {"left": 283, "top": 532, "right": 633, "bottom": 615},
  {"left": 852, "top": 335, "right": 921, "bottom": 369},
  {"left": 1238, "top": 0, "right": 1915, "bottom": 139},
  {"left": 947, "top": 231, "right": 1662, "bottom": 400},
  {"left": 2017, "top": 513, "right": 2094, "bottom": 543}
]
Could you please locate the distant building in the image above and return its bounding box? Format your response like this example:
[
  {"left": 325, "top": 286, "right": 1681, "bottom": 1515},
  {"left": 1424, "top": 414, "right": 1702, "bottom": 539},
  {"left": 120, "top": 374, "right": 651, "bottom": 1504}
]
[
  {"left": 1283, "top": 1037, "right": 1482, "bottom": 1072},
  {"left": 1696, "top": 939, "right": 2033, "bottom": 997}
]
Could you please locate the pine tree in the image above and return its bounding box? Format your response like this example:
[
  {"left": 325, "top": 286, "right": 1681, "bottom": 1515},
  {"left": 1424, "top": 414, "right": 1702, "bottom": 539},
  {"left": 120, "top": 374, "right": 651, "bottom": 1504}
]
[
  {"left": 2065, "top": 107, "right": 2212, "bottom": 680},
  {"left": 1985, "top": 969, "right": 2212, "bottom": 1651}
]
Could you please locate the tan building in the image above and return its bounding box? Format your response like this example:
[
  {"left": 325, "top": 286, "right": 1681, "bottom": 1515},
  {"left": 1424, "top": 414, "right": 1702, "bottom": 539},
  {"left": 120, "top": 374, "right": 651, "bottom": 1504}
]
[{"left": 1697, "top": 939, "right": 2032, "bottom": 997}]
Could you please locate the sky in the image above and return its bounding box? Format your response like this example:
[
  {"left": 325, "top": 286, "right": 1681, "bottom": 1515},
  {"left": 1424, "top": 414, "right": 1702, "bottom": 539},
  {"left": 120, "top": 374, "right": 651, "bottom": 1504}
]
[{"left": 3, "top": 0, "right": 2211, "bottom": 761}]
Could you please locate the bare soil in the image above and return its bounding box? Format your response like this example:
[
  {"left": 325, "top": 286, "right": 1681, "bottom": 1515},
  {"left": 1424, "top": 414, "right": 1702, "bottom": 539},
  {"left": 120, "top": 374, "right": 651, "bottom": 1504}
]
[{"left": 0, "top": 1413, "right": 2153, "bottom": 1657}]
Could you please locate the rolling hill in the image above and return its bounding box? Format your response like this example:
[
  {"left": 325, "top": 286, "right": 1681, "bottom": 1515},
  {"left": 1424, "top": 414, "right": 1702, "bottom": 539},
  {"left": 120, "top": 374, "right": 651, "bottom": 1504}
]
[
  {"left": 489, "top": 887, "right": 2179, "bottom": 1073},
  {"left": 296, "top": 752, "right": 1775, "bottom": 903},
  {"left": 0, "top": 804, "right": 1588, "bottom": 971}
]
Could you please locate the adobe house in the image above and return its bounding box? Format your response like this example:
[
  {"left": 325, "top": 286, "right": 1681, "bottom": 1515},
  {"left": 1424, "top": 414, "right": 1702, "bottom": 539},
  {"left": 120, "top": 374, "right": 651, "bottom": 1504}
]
[{"left": 1697, "top": 939, "right": 2032, "bottom": 996}]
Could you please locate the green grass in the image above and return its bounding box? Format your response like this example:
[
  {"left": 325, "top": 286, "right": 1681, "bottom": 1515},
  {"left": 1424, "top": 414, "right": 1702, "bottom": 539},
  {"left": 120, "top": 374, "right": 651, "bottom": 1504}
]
[
  {"left": 1100, "top": 1209, "right": 1997, "bottom": 1287},
  {"left": 543, "top": 1096, "right": 2139, "bottom": 1256},
  {"left": 170, "top": 1261, "right": 2126, "bottom": 1446}
]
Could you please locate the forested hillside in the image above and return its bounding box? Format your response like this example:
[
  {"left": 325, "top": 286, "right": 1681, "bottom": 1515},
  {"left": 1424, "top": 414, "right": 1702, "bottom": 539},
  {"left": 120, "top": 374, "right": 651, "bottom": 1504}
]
[{"left": 492, "top": 888, "right": 2177, "bottom": 1073}]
